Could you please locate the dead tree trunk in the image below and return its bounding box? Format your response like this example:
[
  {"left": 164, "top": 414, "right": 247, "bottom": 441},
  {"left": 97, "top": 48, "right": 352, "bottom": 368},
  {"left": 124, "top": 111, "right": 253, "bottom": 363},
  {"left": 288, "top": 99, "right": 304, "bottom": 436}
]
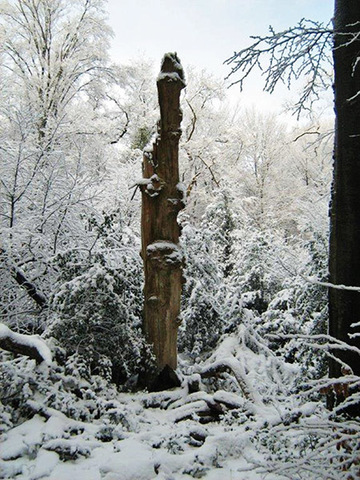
[{"left": 140, "top": 53, "right": 186, "bottom": 387}]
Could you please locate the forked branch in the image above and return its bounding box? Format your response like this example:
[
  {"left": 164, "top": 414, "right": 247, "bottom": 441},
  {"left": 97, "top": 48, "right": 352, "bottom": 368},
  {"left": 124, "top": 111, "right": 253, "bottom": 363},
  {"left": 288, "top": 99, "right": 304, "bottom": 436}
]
[{"left": 225, "top": 18, "right": 333, "bottom": 115}]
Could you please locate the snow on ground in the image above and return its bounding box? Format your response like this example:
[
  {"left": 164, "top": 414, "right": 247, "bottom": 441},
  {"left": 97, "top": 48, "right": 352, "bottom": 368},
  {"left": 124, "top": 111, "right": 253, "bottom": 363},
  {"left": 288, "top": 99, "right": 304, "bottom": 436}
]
[
  {"left": 0, "top": 389, "right": 286, "bottom": 480},
  {"left": 0, "top": 329, "right": 292, "bottom": 480},
  {"left": 1, "top": 325, "right": 355, "bottom": 480}
]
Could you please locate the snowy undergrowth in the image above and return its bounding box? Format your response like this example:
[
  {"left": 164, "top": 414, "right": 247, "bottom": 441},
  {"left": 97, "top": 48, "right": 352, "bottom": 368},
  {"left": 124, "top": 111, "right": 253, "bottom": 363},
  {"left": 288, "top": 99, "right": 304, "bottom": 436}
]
[{"left": 2, "top": 324, "right": 359, "bottom": 480}]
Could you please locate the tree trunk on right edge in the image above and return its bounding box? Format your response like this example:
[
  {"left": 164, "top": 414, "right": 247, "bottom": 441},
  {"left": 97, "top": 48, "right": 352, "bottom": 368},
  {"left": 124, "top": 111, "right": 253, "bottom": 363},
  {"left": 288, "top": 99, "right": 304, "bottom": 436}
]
[{"left": 328, "top": 0, "right": 360, "bottom": 414}]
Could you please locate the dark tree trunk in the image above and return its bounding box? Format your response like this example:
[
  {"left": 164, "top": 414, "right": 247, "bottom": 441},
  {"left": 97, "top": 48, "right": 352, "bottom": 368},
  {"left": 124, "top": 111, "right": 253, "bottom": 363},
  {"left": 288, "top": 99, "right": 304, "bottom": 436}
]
[
  {"left": 328, "top": 0, "right": 360, "bottom": 412},
  {"left": 140, "top": 54, "right": 186, "bottom": 387}
]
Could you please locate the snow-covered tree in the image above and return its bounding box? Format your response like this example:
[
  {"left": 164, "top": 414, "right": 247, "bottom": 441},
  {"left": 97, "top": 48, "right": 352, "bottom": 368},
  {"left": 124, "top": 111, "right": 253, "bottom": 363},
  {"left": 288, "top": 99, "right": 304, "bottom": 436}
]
[
  {"left": 49, "top": 243, "right": 149, "bottom": 385},
  {"left": 226, "top": 1, "right": 360, "bottom": 414},
  {"left": 179, "top": 218, "right": 225, "bottom": 359},
  {"left": 0, "top": 0, "right": 116, "bottom": 331}
]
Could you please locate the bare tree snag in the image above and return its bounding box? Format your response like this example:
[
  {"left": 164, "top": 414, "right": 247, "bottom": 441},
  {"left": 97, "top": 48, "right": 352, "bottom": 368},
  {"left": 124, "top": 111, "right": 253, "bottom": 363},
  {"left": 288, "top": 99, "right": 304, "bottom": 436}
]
[{"left": 140, "top": 53, "right": 186, "bottom": 386}]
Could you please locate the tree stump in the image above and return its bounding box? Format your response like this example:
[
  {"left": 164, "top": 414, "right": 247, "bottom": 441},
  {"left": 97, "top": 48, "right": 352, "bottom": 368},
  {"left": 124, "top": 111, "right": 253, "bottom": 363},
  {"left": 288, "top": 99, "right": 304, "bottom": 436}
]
[{"left": 140, "top": 53, "right": 186, "bottom": 388}]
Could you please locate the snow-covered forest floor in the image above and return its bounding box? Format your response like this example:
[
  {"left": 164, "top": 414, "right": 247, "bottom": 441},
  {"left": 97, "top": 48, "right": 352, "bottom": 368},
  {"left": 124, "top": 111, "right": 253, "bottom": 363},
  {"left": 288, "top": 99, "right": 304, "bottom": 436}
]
[
  {"left": 2, "top": 320, "right": 360, "bottom": 480},
  {"left": 0, "top": 368, "right": 288, "bottom": 480},
  {"left": 0, "top": 389, "right": 308, "bottom": 480},
  {"left": 1, "top": 1, "right": 360, "bottom": 478},
  {"left": 1, "top": 386, "right": 287, "bottom": 480}
]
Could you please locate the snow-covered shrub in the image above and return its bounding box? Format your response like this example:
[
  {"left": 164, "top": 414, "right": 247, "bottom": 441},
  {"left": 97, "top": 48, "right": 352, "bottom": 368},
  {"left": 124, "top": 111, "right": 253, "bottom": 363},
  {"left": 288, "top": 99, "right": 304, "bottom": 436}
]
[
  {"left": 295, "top": 231, "right": 328, "bottom": 337},
  {"left": 0, "top": 347, "right": 141, "bottom": 441},
  {"left": 179, "top": 192, "right": 238, "bottom": 359},
  {"left": 179, "top": 222, "right": 224, "bottom": 359},
  {"left": 258, "top": 230, "right": 329, "bottom": 383},
  {"left": 0, "top": 352, "right": 93, "bottom": 427},
  {"left": 247, "top": 393, "right": 360, "bottom": 480},
  {"left": 223, "top": 219, "right": 328, "bottom": 382},
  {"left": 230, "top": 228, "right": 286, "bottom": 316},
  {"left": 201, "top": 190, "right": 236, "bottom": 278},
  {"left": 49, "top": 247, "right": 152, "bottom": 386}
]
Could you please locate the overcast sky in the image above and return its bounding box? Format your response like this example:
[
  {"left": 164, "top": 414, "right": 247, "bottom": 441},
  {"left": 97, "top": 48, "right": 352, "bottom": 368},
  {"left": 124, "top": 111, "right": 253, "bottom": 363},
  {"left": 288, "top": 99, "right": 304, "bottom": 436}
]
[{"left": 106, "top": 0, "right": 333, "bottom": 111}]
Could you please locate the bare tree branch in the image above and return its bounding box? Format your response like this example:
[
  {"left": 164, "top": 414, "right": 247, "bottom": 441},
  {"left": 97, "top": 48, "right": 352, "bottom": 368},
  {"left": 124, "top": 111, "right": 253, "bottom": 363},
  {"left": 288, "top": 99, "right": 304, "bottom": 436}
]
[
  {"left": 0, "top": 249, "right": 48, "bottom": 309},
  {"left": 225, "top": 18, "right": 333, "bottom": 115}
]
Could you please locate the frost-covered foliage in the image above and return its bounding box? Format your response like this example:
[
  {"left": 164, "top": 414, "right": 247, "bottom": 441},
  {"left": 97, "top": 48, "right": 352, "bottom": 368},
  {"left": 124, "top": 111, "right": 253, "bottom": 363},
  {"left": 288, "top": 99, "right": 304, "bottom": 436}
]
[
  {"left": 1, "top": 320, "right": 360, "bottom": 480},
  {"left": 2, "top": 2, "right": 356, "bottom": 476},
  {"left": 49, "top": 239, "right": 151, "bottom": 385},
  {"left": 179, "top": 220, "right": 224, "bottom": 358}
]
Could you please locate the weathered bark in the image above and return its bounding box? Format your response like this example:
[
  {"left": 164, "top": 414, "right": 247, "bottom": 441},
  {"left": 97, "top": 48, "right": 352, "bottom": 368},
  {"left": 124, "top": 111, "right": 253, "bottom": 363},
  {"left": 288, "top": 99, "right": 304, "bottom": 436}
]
[
  {"left": 328, "top": 0, "right": 360, "bottom": 413},
  {"left": 140, "top": 53, "right": 186, "bottom": 383}
]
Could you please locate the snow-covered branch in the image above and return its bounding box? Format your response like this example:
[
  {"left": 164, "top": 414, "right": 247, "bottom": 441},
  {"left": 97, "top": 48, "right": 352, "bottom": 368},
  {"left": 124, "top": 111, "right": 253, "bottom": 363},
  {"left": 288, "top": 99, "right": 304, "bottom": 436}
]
[
  {"left": 304, "top": 275, "right": 360, "bottom": 293},
  {"left": 0, "top": 323, "right": 52, "bottom": 364},
  {"left": 0, "top": 249, "right": 48, "bottom": 309}
]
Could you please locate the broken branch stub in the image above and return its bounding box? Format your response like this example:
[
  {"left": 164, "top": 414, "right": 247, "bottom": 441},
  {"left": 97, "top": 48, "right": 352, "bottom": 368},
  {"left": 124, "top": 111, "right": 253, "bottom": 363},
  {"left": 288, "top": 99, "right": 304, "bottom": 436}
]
[{"left": 140, "top": 53, "right": 186, "bottom": 381}]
